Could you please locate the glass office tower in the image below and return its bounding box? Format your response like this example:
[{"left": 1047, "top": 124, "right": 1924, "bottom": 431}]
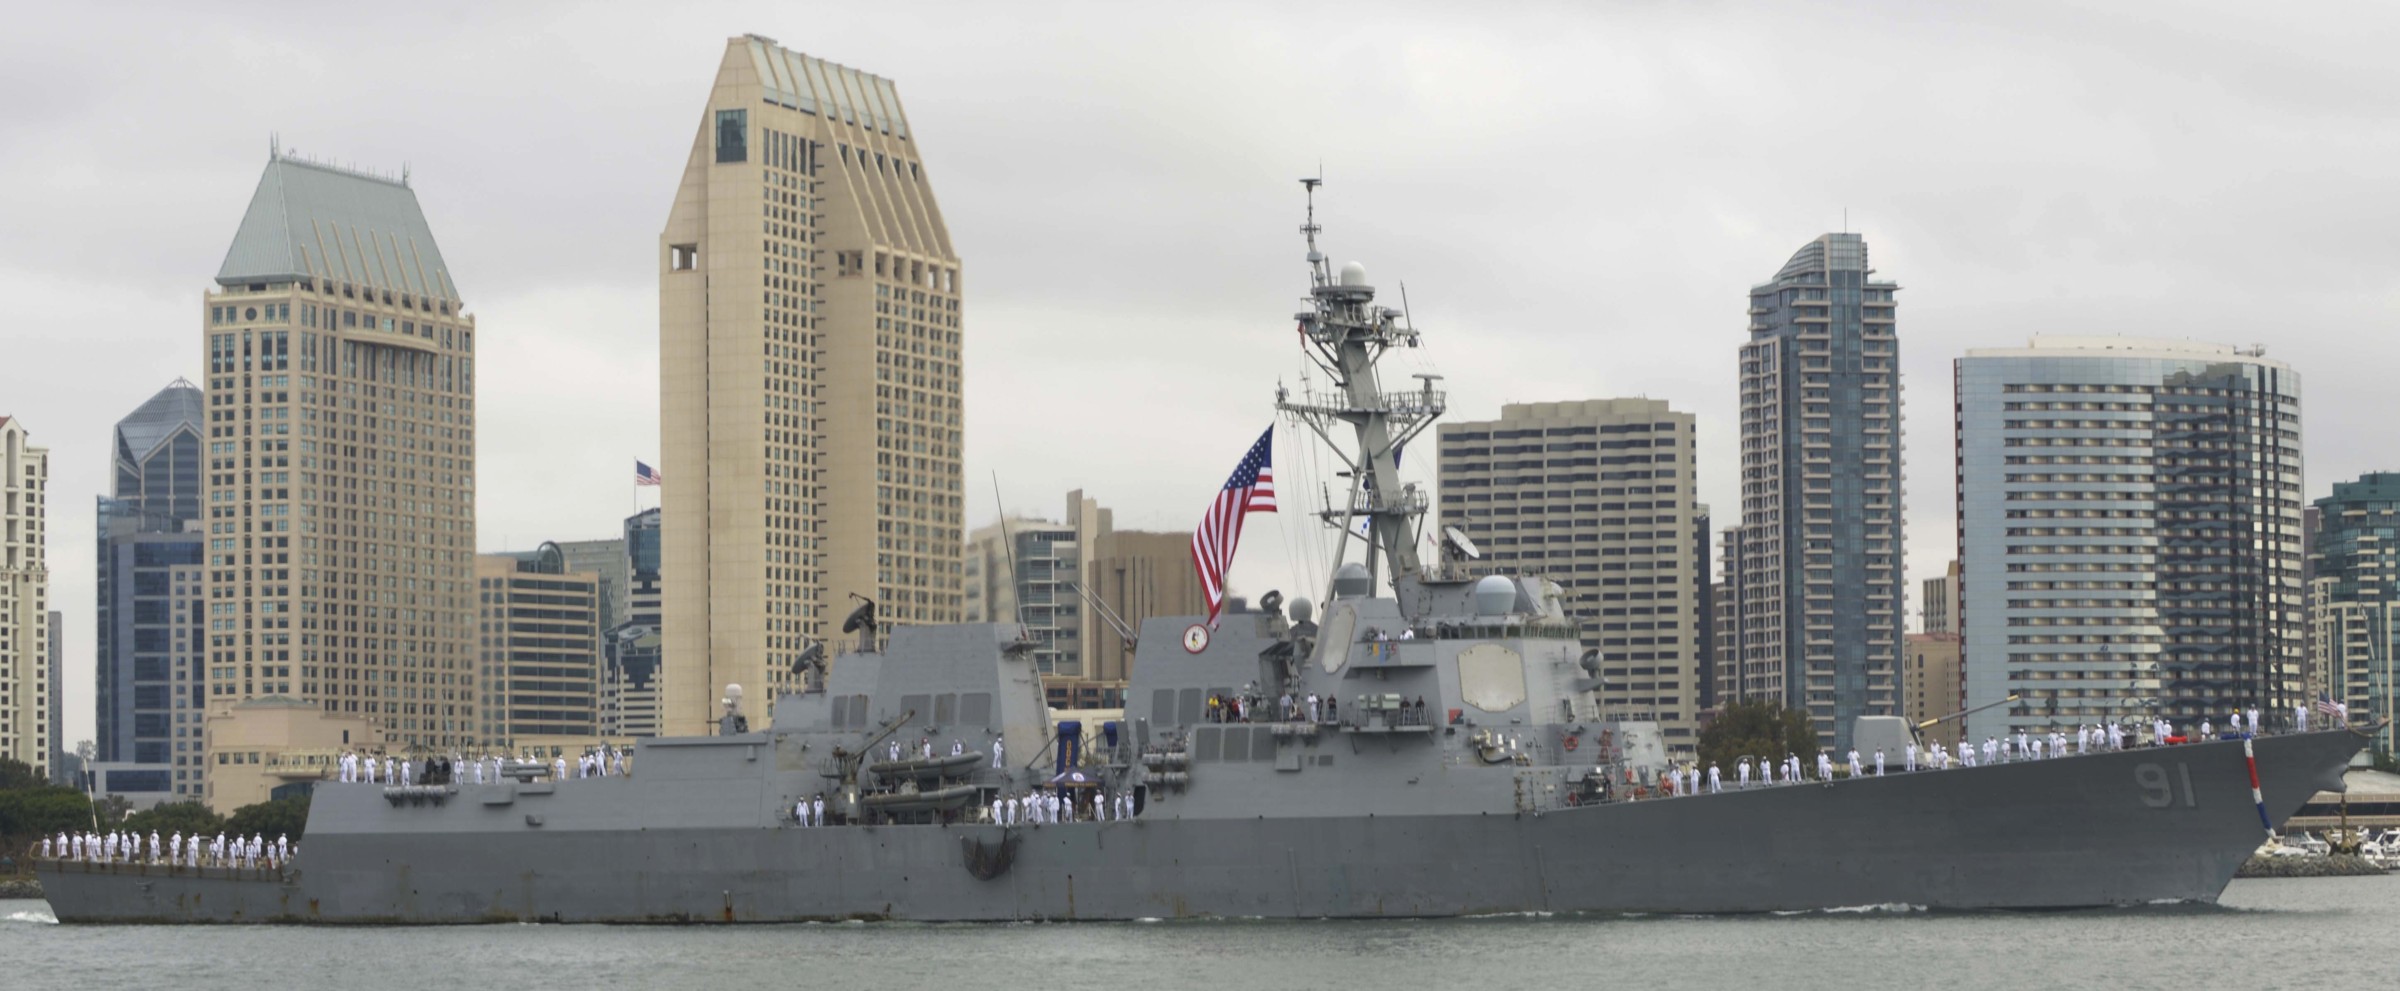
[
  {"left": 1956, "top": 337, "right": 2303, "bottom": 743},
  {"left": 1723, "top": 233, "right": 1903, "bottom": 750}
]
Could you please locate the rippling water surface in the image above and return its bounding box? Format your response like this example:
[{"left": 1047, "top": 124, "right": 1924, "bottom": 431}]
[{"left": 5, "top": 877, "right": 2392, "bottom": 991}]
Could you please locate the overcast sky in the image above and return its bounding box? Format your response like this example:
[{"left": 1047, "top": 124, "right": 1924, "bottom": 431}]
[{"left": 7, "top": 0, "right": 2398, "bottom": 748}]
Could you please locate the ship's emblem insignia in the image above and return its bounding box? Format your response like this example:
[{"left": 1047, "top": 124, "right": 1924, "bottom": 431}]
[{"left": 1183, "top": 624, "right": 1210, "bottom": 653}]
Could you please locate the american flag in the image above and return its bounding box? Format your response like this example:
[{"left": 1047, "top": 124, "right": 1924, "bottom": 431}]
[
  {"left": 1191, "top": 427, "right": 1277, "bottom": 627},
  {"left": 635, "top": 460, "right": 664, "bottom": 486},
  {"left": 2315, "top": 693, "right": 2347, "bottom": 718}
]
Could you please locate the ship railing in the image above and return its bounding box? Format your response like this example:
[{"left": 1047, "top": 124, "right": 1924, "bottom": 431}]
[
  {"left": 1416, "top": 621, "right": 1581, "bottom": 641},
  {"left": 1339, "top": 705, "right": 1434, "bottom": 733}
]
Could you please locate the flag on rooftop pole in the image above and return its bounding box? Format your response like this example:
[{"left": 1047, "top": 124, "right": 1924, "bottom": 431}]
[
  {"left": 1191, "top": 427, "right": 1277, "bottom": 628},
  {"left": 635, "top": 460, "right": 664, "bottom": 486}
]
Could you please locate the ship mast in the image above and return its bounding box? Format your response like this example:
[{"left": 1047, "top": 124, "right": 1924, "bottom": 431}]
[{"left": 1276, "top": 179, "right": 1445, "bottom": 593}]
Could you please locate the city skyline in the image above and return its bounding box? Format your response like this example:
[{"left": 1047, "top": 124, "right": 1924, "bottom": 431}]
[{"left": 12, "top": 4, "right": 2400, "bottom": 747}]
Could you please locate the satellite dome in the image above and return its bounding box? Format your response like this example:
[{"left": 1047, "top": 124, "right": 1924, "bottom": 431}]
[
  {"left": 1288, "top": 596, "right": 1314, "bottom": 624},
  {"left": 1332, "top": 563, "right": 1372, "bottom": 598},
  {"left": 1472, "top": 575, "right": 1517, "bottom": 617},
  {"left": 1339, "top": 261, "right": 1368, "bottom": 287}
]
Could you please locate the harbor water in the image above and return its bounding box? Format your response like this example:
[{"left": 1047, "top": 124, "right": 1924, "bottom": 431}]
[{"left": 3, "top": 876, "right": 2392, "bottom": 991}]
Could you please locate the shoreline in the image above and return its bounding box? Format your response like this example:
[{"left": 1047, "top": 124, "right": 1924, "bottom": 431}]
[{"left": 2234, "top": 854, "right": 2388, "bottom": 879}]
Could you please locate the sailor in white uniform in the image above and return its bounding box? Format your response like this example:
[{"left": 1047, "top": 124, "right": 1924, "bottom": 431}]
[
  {"left": 2296, "top": 704, "right": 2309, "bottom": 732},
  {"left": 2200, "top": 718, "right": 2213, "bottom": 740},
  {"left": 992, "top": 737, "right": 1005, "bottom": 769},
  {"left": 951, "top": 739, "right": 964, "bottom": 757},
  {"left": 1846, "top": 749, "right": 1862, "bottom": 779},
  {"left": 1736, "top": 758, "right": 1752, "bottom": 789},
  {"left": 2248, "top": 707, "right": 2262, "bottom": 735},
  {"left": 1707, "top": 762, "right": 1722, "bottom": 794}
]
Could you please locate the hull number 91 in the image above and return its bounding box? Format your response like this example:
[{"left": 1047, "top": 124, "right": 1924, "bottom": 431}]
[{"left": 2134, "top": 762, "right": 2198, "bottom": 809}]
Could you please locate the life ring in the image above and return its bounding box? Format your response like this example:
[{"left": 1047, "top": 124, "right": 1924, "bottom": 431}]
[
  {"left": 1565, "top": 790, "right": 1581, "bottom": 807},
  {"left": 1563, "top": 735, "right": 1580, "bottom": 752}
]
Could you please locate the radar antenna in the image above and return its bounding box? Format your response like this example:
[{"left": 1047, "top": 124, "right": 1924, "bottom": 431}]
[{"left": 1275, "top": 179, "right": 1445, "bottom": 595}]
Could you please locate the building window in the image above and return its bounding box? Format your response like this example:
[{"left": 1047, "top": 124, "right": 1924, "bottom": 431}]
[
  {"left": 716, "top": 109, "right": 748, "bottom": 164},
  {"left": 671, "top": 244, "right": 698, "bottom": 271}
]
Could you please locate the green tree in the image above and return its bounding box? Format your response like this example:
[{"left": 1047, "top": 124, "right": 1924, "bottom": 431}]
[
  {"left": 122, "top": 801, "right": 227, "bottom": 839},
  {"left": 1698, "top": 700, "right": 1821, "bottom": 772},
  {"left": 92, "top": 794, "right": 133, "bottom": 831},
  {"left": 0, "top": 786, "right": 97, "bottom": 844},
  {"left": 0, "top": 756, "right": 46, "bottom": 791},
  {"left": 225, "top": 795, "right": 310, "bottom": 841}
]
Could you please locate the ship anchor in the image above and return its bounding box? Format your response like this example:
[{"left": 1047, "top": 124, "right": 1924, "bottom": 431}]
[{"left": 962, "top": 830, "right": 1021, "bottom": 881}]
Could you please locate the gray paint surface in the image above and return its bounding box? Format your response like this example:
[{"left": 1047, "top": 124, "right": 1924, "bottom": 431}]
[{"left": 39, "top": 607, "right": 2367, "bottom": 923}]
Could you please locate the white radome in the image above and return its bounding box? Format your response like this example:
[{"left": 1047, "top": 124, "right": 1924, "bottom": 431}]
[{"left": 1340, "top": 261, "right": 1367, "bottom": 286}]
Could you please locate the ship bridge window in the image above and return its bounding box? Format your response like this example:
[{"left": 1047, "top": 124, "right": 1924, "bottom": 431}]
[{"left": 959, "top": 692, "right": 991, "bottom": 727}]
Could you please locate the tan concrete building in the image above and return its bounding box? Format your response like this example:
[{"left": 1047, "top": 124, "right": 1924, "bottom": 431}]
[
  {"left": 660, "top": 36, "right": 963, "bottom": 735},
  {"left": 1437, "top": 399, "right": 1710, "bottom": 754},
  {"left": 963, "top": 490, "right": 1203, "bottom": 697},
  {"left": 1084, "top": 526, "right": 1204, "bottom": 684},
  {"left": 1920, "top": 560, "right": 1960, "bottom": 635},
  {"left": 963, "top": 514, "right": 1076, "bottom": 674},
  {"left": 1902, "top": 632, "right": 1962, "bottom": 730},
  {"left": 202, "top": 149, "right": 478, "bottom": 769},
  {"left": 477, "top": 547, "right": 602, "bottom": 747},
  {"left": 202, "top": 696, "right": 381, "bottom": 812},
  {"left": 1, "top": 416, "right": 50, "bottom": 770}
]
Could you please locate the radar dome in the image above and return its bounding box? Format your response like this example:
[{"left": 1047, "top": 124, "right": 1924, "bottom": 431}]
[
  {"left": 1288, "top": 596, "right": 1315, "bottom": 624},
  {"left": 1332, "top": 563, "right": 1372, "bottom": 599},
  {"left": 1339, "top": 261, "right": 1368, "bottom": 287},
  {"left": 1472, "top": 575, "right": 1517, "bottom": 617}
]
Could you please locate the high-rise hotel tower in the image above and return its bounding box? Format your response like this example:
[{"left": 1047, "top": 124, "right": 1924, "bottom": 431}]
[
  {"left": 659, "top": 37, "right": 963, "bottom": 735},
  {"left": 203, "top": 149, "right": 478, "bottom": 750},
  {"left": 1720, "top": 233, "right": 1904, "bottom": 750},
  {"left": 0, "top": 416, "right": 49, "bottom": 770}
]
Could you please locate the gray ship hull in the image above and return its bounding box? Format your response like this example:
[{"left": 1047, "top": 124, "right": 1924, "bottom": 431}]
[{"left": 40, "top": 729, "right": 2363, "bottom": 923}]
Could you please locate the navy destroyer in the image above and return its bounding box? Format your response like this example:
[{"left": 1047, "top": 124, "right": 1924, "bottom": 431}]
[{"left": 40, "top": 189, "right": 2369, "bottom": 923}]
